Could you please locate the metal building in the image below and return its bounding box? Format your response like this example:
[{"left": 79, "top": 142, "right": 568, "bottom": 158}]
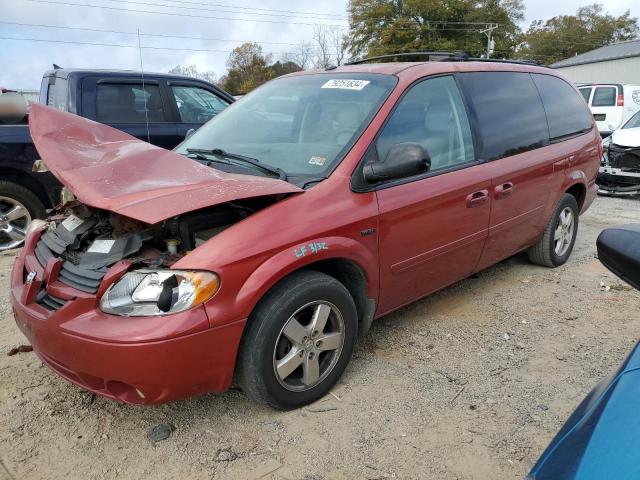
[{"left": 551, "top": 39, "right": 640, "bottom": 84}]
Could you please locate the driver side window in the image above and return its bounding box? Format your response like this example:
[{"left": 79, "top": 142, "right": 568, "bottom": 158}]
[
  {"left": 171, "top": 86, "right": 229, "bottom": 123},
  {"left": 376, "top": 75, "right": 475, "bottom": 172}
]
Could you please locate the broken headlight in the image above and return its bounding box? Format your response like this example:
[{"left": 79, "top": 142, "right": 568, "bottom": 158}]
[{"left": 99, "top": 270, "right": 220, "bottom": 316}]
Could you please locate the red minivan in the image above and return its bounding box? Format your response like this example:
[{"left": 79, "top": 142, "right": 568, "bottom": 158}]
[{"left": 11, "top": 59, "right": 601, "bottom": 409}]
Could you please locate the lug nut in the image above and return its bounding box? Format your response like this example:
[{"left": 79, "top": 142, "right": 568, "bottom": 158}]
[{"left": 316, "top": 340, "right": 323, "bottom": 348}]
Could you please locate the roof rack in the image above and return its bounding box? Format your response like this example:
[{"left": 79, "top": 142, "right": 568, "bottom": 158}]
[
  {"left": 347, "top": 51, "right": 543, "bottom": 67},
  {"left": 347, "top": 51, "right": 467, "bottom": 65}
]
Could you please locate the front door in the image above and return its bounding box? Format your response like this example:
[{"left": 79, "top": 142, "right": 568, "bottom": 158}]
[{"left": 374, "top": 75, "right": 492, "bottom": 314}]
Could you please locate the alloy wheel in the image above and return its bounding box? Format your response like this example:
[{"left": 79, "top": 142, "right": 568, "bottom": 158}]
[
  {"left": 0, "top": 196, "right": 31, "bottom": 251},
  {"left": 554, "top": 207, "right": 575, "bottom": 257},
  {"left": 273, "top": 301, "right": 345, "bottom": 392}
]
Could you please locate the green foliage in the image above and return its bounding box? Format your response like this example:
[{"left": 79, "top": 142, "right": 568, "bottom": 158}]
[
  {"left": 219, "top": 43, "right": 302, "bottom": 95},
  {"left": 519, "top": 4, "right": 639, "bottom": 64},
  {"left": 347, "top": 0, "right": 524, "bottom": 59}
]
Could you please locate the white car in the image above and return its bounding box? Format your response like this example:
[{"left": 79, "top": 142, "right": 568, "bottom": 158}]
[
  {"left": 598, "top": 110, "right": 640, "bottom": 196},
  {"left": 578, "top": 84, "right": 640, "bottom": 136}
]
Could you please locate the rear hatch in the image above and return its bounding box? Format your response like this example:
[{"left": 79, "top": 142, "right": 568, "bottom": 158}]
[{"left": 588, "top": 85, "right": 624, "bottom": 134}]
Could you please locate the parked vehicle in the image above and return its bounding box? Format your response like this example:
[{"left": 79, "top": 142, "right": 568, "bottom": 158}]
[
  {"left": 0, "top": 68, "right": 234, "bottom": 251},
  {"left": 598, "top": 110, "right": 640, "bottom": 196},
  {"left": 577, "top": 84, "right": 640, "bottom": 137},
  {"left": 11, "top": 59, "right": 601, "bottom": 409},
  {"left": 528, "top": 224, "right": 640, "bottom": 479}
]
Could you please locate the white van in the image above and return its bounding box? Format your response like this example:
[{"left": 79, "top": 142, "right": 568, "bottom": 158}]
[{"left": 578, "top": 84, "right": 640, "bottom": 136}]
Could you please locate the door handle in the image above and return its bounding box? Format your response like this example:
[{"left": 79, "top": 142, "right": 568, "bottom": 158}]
[
  {"left": 466, "top": 189, "right": 489, "bottom": 208},
  {"left": 494, "top": 182, "right": 514, "bottom": 200}
]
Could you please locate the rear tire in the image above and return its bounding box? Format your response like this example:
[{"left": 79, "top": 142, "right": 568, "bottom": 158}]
[
  {"left": 528, "top": 194, "right": 579, "bottom": 267},
  {"left": 0, "top": 181, "right": 45, "bottom": 251},
  {"left": 236, "top": 270, "right": 358, "bottom": 410}
]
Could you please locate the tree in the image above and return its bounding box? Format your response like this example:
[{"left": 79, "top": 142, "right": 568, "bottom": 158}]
[
  {"left": 347, "top": 0, "right": 524, "bottom": 59},
  {"left": 268, "top": 60, "right": 303, "bottom": 77},
  {"left": 219, "top": 43, "right": 274, "bottom": 94},
  {"left": 519, "top": 4, "right": 639, "bottom": 64},
  {"left": 282, "top": 42, "right": 314, "bottom": 70},
  {"left": 168, "top": 64, "right": 216, "bottom": 83},
  {"left": 313, "top": 24, "right": 333, "bottom": 69}
]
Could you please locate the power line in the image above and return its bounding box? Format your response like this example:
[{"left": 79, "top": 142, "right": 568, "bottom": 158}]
[
  {"left": 157, "top": 0, "right": 349, "bottom": 18},
  {"left": 21, "top": 0, "right": 347, "bottom": 27},
  {"left": 94, "top": 0, "right": 349, "bottom": 21},
  {"left": 20, "top": 0, "right": 501, "bottom": 31},
  {"left": 0, "top": 35, "right": 301, "bottom": 54},
  {"left": 0, "top": 20, "right": 307, "bottom": 46}
]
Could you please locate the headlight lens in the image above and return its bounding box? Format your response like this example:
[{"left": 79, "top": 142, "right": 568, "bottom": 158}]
[{"left": 99, "top": 269, "right": 220, "bottom": 316}]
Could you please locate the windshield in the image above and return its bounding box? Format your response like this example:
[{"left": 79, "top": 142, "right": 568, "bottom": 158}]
[
  {"left": 175, "top": 73, "right": 397, "bottom": 181},
  {"left": 623, "top": 111, "right": 640, "bottom": 129}
]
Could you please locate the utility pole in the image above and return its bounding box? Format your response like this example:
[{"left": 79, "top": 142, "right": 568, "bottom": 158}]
[{"left": 480, "top": 24, "right": 498, "bottom": 58}]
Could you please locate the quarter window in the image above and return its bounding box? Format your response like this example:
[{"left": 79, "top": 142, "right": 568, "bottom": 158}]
[
  {"left": 532, "top": 74, "right": 594, "bottom": 140},
  {"left": 592, "top": 87, "right": 617, "bottom": 107},
  {"left": 376, "top": 75, "right": 475, "bottom": 172},
  {"left": 171, "top": 86, "right": 230, "bottom": 123},
  {"left": 458, "top": 72, "right": 548, "bottom": 161},
  {"left": 96, "top": 83, "right": 165, "bottom": 123}
]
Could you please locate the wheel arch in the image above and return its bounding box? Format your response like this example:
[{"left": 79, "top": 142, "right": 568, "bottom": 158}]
[
  {"left": 0, "top": 167, "right": 53, "bottom": 209},
  {"left": 565, "top": 181, "right": 587, "bottom": 211},
  {"left": 234, "top": 237, "right": 378, "bottom": 337}
]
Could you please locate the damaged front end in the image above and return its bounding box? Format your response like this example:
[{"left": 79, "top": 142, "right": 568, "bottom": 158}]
[
  {"left": 30, "top": 200, "right": 254, "bottom": 313},
  {"left": 22, "top": 104, "right": 303, "bottom": 313},
  {"left": 598, "top": 143, "right": 640, "bottom": 196}
]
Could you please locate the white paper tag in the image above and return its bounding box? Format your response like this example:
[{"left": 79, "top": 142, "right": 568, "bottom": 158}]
[
  {"left": 321, "top": 79, "right": 370, "bottom": 91},
  {"left": 309, "top": 156, "right": 327, "bottom": 166},
  {"left": 87, "top": 239, "right": 116, "bottom": 254},
  {"left": 61, "top": 215, "right": 83, "bottom": 232}
]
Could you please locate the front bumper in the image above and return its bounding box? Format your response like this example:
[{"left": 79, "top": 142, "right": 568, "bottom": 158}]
[
  {"left": 597, "top": 167, "right": 640, "bottom": 195},
  {"left": 10, "top": 232, "right": 246, "bottom": 405}
]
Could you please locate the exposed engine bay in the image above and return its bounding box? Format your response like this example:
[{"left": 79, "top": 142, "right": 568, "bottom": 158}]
[
  {"left": 33, "top": 198, "right": 271, "bottom": 297},
  {"left": 598, "top": 143, "right": 640, "bottom": 196}
]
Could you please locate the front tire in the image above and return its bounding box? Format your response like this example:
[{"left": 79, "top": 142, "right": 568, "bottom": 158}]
[
  {"left": 236, "top": 270, "right": 358, "bottom": 409},
  {"left": 528, "top": 193, "right": 579, "bottom": 267},
  {"left": 0, "top": 181, "right": 46, "bottom": 251}
]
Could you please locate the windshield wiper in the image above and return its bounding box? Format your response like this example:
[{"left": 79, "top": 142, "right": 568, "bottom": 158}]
[{"left": 186, "top": 148, "right": 286, "bottom": 181}]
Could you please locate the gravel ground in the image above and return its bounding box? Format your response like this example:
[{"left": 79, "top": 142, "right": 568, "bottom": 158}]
[{"left": 2, "top": 195, "right": 640, "bottom": 480}]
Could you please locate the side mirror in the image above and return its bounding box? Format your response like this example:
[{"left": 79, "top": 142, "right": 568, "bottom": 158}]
[
  {"left": 597, "top": 224, "right": 640, "bottom": 291},
  {"left": 363, "top": 143, "right": 431, "bottom": 183},
  {"left": 185, "top": 128, "right": 197, "bottom": 139}
]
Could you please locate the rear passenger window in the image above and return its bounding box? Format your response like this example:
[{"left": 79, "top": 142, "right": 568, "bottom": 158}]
[
  {"left": 96, "top": 83, "right": 166, "bottom": 123},
  {"left": 458, "top": 72, "right": 548, "bottom": 161},
  {"left": 592, "top": 87, "right": 617, "bottom": 107},
  {"left": 532, "top": 74, "right": 593, "bottom": 140},
  {"left": 376, "top": 75, "right": 475, "bottom": 172},
  {"left": 578, "top": 87, "right": 592, "bottom": 103}
]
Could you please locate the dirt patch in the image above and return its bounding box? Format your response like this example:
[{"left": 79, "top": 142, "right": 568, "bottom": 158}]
[{"left": 1, "top": 196, "right": 640, "bottom": 479}]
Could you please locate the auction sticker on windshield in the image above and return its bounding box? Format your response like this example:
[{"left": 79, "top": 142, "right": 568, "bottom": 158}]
[{"left": 321, "top": 79, "right": 370, "bottom": 90}]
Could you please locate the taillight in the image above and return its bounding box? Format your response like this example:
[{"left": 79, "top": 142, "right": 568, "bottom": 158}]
[{"left": 617, "top": 93, "right": 624, "bottom": 106}]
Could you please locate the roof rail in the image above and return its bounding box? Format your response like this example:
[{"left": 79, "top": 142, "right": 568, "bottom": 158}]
[
  {"left": 347, "top": 51, "right": 468, "bottom": 65},
  {"left": 347, "top": 51, "right": 543, "bottom": 67},
  {"left": 454, "top": 57, "right": 543, "bottom": 66}
]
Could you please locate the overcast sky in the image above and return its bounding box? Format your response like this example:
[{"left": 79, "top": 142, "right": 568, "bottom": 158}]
[{"left": 1, "top": 0, "right": 638, "bottom": 90}]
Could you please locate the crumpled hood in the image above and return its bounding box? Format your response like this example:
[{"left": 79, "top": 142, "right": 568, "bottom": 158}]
[
  {"left": 611, "top": 127, "right": 640, "bottom": 148},
  {"left": 29, "top": 104, "right": 303, "bottom": 224}
]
